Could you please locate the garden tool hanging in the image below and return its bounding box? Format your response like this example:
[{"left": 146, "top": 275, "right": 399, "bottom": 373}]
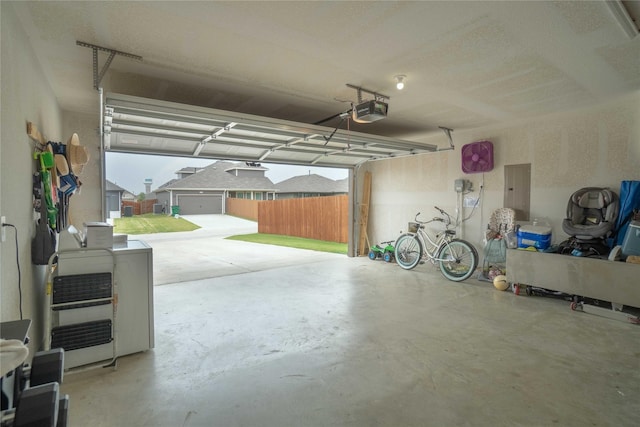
[{"left": 34, "top": 148, "right": 58, "bottom": 230}]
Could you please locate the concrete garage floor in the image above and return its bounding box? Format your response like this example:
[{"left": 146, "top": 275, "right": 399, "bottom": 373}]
[{"left": 60, "top": 217, "right": 639, "bottom": 426}]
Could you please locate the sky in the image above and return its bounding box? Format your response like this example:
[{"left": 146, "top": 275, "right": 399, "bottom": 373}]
[{"left": 106, "top": 152, "right": 349, "bottom": 195}]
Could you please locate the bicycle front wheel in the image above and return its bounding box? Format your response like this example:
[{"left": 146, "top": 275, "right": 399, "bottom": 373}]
[
  {"left": 437, "top": 239, "right": 478, "bottom": 282},
  {"left": 394, "top": 233, "right": 422, "bottom": 270}
]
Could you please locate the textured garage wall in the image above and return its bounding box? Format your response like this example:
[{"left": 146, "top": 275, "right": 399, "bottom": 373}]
[
  {"left": 62, "top": 111, "right": 102, "bottom": 227},
  {"left": 361, "top": 91, "right": 640, "bottom": 257},
  {"left": 1, "top": 3, "right": 63, "bottom": 354}
]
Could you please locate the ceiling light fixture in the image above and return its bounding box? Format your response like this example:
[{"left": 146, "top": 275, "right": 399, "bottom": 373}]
[{"left": 394, "top": 75, "right": 406, "bottom": 90}]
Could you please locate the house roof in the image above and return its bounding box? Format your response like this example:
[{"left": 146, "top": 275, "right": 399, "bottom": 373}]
[
  {"left": 176, "top": 167, "right": 205, "bottom": 175},
  {"left": 105, "top": 179, "right": 128, "bottom": 193},
  {"left": 276, "top": 174, "right": 347, "bottom": 194},
  {"left": 158, "top": 160, "right": 276, "bottom": 191},
  {"left": 156, "top": 178, "right": 181, "bottom": 190}
]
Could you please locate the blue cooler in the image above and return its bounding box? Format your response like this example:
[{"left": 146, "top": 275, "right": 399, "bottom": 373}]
[
  {"left": 517, "top": 225, "right": 552, "bottom": 250},
  {"left": 621, "top": 221, "right": 640, "bottom": 257}
]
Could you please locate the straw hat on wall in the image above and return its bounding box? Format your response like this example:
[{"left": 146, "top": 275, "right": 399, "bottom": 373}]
[{"left": 66, "top": 133, "right": 89, "bottom": 175}]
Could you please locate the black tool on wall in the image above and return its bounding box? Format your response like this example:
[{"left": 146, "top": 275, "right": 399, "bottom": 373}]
[{"left": 31, "top": 181, "right": 56, "bottom": 266}]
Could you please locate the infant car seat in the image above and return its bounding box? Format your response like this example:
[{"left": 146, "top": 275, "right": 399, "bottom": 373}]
[{"left": 562, "top": 187, "right": 619, "bottom": 241}]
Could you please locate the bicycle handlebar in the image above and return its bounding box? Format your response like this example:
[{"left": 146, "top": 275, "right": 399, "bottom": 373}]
[
  {"left": 413, "top": 207, "right": 453, "bottom": 226},
  {"left": 415, "top": 212, "right": 440, "bottom": 222}
]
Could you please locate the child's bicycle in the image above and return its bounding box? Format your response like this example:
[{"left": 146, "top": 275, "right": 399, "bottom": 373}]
[
  {"left": 368, "top": 241, "right": 395, "bottom": 262},
  {"left": 394, "top": 206, "right": 478, "bottom": 282}
]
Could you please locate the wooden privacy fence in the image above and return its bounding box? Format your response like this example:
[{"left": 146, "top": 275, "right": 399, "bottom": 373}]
[
  {"left": 258, "top": 195, "right": 348, "bottom": 243},
  {"left": 122, "top": 199, "right": 158, "bottom": 215},
  {"left": 226, "top": 197, "right": 259, "bottom": 221}
]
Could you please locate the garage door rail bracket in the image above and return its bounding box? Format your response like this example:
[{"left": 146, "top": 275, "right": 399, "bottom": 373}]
[{"left": 77, "top": 41, "right": 142, "bottom": 90}]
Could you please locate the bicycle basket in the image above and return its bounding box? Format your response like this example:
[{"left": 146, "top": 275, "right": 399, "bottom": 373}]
[{"left": 408, "top": 222, "right": 420, "bottom": 233}]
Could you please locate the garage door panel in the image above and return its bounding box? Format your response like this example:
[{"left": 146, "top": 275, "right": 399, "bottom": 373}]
[
  {"left": 104, "top": 93, "right": 438, "bottom": 167},
  {"left": 178, "top": 195, "right": 222, "bottom": 214}
]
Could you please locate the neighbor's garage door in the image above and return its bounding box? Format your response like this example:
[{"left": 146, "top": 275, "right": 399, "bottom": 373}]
[{"left": 178, "top": 195, "right": 223, "bottom": 214}]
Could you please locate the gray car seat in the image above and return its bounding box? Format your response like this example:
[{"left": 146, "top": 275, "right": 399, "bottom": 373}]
[{"left": 562, "top": 187, "right": 619, "bottom": 241}]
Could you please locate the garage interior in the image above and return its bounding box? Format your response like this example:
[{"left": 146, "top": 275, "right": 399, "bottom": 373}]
[{"left": 1, "top": 1, "right": 640, "bottom": 426}]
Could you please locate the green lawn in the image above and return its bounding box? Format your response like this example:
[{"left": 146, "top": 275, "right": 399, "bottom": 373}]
[
  {"left": 226, "top": 233, "right": 347, "bottom": 254},
  {"left": 113, "top": 215, "right": 346, "bottom": 254},
  {"left": 113, "top": 214, "right": 200, "bottom": 234}
]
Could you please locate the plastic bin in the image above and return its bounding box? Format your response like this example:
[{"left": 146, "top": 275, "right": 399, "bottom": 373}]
[
  {"left": 621, "top": 221, "right": 640, "bottom": 256},
  {"left": 517, "top": 225, "right": 552, "bottom": 250},
  {"left": 171, "top": 205, "right": 180, "bottom": 216}
]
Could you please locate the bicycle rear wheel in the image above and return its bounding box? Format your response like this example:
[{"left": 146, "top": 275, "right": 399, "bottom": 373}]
[
  {"left": 394, "top": 233, "right": 422, "bottom": 270},
  {"left": 437, "top": 239, "right": 478, "bottom": 281}
]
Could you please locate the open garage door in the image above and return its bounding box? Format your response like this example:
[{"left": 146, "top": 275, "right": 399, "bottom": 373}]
[
  {"left": 103, "top": 93, "right": 438, "bottom": 167},
  {"left": 102, "top": 93, "right": 440, "bottom": 255}
]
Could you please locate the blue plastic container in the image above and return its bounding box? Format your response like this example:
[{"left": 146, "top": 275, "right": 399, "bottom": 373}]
[
  {"left": 621, "top": 221, "right": 640, "bottom": 256},
  {"left": 517, "top": 225, "right": 552, "bottom": 250}
]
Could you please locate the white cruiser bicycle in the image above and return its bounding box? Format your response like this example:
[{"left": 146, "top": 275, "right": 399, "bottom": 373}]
[{"left": 394, "top": 206, "right": 478, "bottom": 282}]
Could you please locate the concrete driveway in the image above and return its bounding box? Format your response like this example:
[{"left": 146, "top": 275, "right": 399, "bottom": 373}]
[{"left": 131, "top": 214, "right": 345, "bottom": 285}]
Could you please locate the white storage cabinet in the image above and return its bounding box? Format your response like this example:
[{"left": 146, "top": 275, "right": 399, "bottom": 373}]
[{"left": 51, "top": 240, "right": 154, "bottom": 369}]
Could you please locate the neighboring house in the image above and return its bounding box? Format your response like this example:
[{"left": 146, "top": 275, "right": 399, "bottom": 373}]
[
  {"left": 105, "top": 180, "right": 130, "bottom": 218},
  {"left": 155, "top": 161, "right": 277, "bottom": 214},
  {"left": 121, "top": 190, "right": 136, "bottom": 201},
  {"left": 275, "top": 174, "right": 348, "bottom": 199},
  {"left": 174, "top": 167, "right": 207, "bottom": 179}
]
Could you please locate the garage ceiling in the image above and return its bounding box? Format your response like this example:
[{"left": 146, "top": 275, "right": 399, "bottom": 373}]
[{"left": 10, "top": 1, "right": 640, "bottom": 162}]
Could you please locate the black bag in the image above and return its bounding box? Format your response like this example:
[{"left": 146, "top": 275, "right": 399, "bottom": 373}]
[{"left": 32, "top": 193, "right": 56, "bottom": 265}]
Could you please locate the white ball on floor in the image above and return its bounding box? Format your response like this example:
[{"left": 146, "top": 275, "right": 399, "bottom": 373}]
[{"left": 493, "top": 275, "right": 509, "bottom": 291}]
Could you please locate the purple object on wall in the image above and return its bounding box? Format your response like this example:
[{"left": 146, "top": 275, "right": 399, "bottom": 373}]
[{"left": 461, "top": 140, "right": 494, "bottom": 173}]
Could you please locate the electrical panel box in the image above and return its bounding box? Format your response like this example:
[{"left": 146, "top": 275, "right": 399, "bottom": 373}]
[{"left": 455, "top": 179, "right": 471, "bottom": 193}]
